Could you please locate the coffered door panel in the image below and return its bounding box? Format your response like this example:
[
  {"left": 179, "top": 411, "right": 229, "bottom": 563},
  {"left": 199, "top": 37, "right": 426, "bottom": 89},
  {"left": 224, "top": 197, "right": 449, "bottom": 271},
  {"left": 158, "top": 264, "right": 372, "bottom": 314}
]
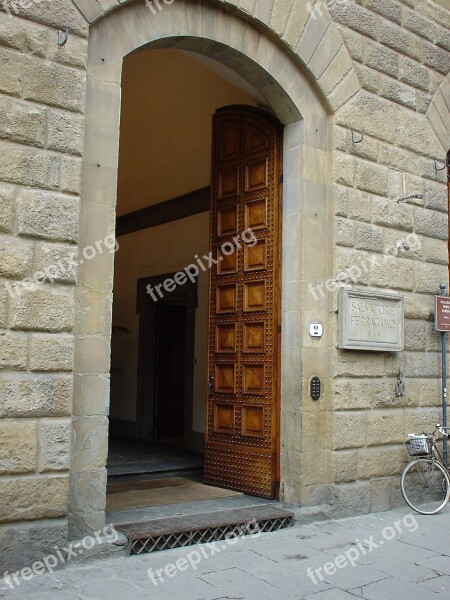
[{"left": 205, "top": 106, "right": 282, "bottom": 499}]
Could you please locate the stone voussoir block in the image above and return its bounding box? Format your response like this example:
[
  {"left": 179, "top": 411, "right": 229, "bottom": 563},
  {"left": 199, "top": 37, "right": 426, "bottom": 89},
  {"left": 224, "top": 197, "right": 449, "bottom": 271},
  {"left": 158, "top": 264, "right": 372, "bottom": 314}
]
[
  {"left": 365, "top": 0, "right": 402, "bottom": 24},
  {"left": 377, "top": 17, "right": 422, "bottom": 61},
  {"left": 336, "top": 91, "right": 398, "bottom": 145},
  {"left": 0, "top": 419, "right": 37, "bottom": 475},
  {"left": 379, "top": 78, "right": 417, "bottom": 110},
  {"left": 363, "top": 39, "right": 399, "bottom": 78},
  {"left": 327, "top": 1, "right": 377, "bottom": 40},
  {"left": 0, "top": 373, "right": 72, "bottom": 418},
  {"left": 399, "top": 56, "right": 430, "bottom": 92},
  {"left": 16, "top": 189, "right": 79, "bottom": 242},
  {"left": 29, "top": 333, "right": 74, "bottom": 372}
]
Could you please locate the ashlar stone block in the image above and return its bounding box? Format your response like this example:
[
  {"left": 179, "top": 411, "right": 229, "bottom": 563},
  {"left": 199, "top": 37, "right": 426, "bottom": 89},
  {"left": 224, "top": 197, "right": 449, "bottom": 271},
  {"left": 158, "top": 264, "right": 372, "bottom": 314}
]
[
  {"left": 38, "top": 419, "right": 71, "bottom": 472},
  {"left": 0, "top": 420, "right": 37, "bottom": 475},
  {"left": 30, "top": 334, "right": 74, "bottom": 372},
  {"left": 0, "top": 475, "right": 68, "bottom": 523},
  {"left": 0, "top": 374, "right": 72, "bottom": 418},
  {"left": 16, "top": 189, "right": 79, "bottom": 242},
  {"left": 9, "top": 285, "right": 75, "bottom": 332}
]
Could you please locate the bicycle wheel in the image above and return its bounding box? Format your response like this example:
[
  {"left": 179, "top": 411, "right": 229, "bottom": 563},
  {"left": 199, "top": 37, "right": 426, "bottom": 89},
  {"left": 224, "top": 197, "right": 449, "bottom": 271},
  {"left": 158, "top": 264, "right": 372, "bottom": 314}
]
[{"left": 401, "top": 458, "right": 450, "bottom": 515}]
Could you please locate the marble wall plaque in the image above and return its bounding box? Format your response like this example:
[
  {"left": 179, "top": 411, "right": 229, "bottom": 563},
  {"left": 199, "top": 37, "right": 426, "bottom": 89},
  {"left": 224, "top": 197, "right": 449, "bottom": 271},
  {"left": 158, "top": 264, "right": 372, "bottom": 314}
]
[{"left": 338, "top": 288, "right": 404, "bottom": 351}]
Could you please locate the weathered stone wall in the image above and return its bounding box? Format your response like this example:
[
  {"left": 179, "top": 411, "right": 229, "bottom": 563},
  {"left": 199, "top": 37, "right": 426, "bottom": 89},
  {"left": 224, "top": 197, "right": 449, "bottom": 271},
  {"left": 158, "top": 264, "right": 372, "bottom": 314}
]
[
  {"left": 0, "top": 1, "right": 88, "bottom": 569},
  {"left": 326, "top": 0, "right": 450, "bottom": 514},
  {"left": 0, "top": 0, "right": 448, "bottom": 571}
]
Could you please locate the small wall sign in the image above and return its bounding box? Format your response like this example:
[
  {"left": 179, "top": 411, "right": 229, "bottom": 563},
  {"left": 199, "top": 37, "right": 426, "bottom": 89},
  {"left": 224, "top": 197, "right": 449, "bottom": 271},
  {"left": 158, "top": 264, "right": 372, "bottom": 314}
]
[
  {"left": 435, "top": 296, "right": 450, "bottom": 332},
  {"left": 338, "top": 288, "right": 404, "bottom": 351}
]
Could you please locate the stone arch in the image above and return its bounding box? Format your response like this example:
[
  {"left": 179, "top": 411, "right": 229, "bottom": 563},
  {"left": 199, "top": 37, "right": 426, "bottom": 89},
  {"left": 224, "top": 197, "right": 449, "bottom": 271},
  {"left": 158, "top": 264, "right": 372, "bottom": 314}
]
[
  {"left": 427, "top": 72, "right": 450, "bottom": 154},
  {"left": 71, "top": 0, "right": 359, "bottom": 112},
  {"left": 69, "top": 0, "right": 358, "bottom": 535}
]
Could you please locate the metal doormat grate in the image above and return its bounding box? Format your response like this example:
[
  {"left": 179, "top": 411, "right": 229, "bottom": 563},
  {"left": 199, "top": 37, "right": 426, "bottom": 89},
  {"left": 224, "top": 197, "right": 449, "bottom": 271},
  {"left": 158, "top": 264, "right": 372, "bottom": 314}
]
[{"left": 115, "top": 505, "right": 294, "bottom": 556}]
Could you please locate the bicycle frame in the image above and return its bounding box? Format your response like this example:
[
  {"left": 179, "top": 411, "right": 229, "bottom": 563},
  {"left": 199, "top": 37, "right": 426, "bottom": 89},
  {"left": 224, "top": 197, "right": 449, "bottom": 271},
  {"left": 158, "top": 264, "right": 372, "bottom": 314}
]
[{"left": 428, "top": 427, "right": 450, "bottom": 474}]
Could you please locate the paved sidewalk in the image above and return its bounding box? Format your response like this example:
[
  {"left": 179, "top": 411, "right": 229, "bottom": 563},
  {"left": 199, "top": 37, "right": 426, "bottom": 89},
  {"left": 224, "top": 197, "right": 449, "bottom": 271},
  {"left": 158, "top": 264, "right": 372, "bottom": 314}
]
[{"left": 1, "top": 504, "right": 450, "bottom": 599}]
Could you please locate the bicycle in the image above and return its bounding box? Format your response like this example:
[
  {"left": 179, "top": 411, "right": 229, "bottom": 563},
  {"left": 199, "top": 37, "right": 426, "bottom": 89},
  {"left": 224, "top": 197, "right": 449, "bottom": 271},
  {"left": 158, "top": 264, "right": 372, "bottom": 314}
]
[{"left": 401, "top": 424, "right": 450, "bottom": 515}]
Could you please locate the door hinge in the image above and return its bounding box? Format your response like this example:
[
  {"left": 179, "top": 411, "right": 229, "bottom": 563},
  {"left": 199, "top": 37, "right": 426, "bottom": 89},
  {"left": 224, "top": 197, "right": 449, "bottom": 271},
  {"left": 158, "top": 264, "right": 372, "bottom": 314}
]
[
  {"left": 277, "top": 325, "right": 282, "bottom": 333},
  {"left": 279, "top": 174, "right": 283, "bottom": 184}
]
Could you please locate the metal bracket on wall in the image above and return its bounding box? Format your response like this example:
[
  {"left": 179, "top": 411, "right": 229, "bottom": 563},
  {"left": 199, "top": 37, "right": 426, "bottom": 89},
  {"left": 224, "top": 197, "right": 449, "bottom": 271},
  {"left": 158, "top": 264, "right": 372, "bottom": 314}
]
[
  {"left": 395, "top": 369, "right": 405, "bottom": 397},
  {"left": 351, "top": 128, "right": 365, "bottom": 144},
  {"left": 58, "top": 21, "right": 70, "bottom": 47},
  {"left": 433, "top": 158, "right": 449, "bottom": 171}
]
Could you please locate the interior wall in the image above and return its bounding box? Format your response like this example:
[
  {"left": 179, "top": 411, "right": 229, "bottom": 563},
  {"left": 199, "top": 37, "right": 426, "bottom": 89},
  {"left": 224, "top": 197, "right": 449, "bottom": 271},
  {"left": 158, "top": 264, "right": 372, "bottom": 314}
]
[
  {"left": 110, "top": 48, "right": 259, "bottom": 439},
  {"left": 110, "top": 213, "right": 209, "bottom": 432},
  {"left": 116, "top": 48, "right": 260, "bottom": 215}
]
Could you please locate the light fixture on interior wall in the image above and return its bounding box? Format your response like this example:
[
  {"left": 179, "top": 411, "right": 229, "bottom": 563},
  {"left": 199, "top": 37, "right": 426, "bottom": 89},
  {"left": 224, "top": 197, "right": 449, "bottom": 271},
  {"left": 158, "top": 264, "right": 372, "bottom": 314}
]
[
  {"left": 112, "top": 326, "right": 131, "bottom": 337},
  {"left": 396, "top": 193, "right": 424, "bottom": 203}
]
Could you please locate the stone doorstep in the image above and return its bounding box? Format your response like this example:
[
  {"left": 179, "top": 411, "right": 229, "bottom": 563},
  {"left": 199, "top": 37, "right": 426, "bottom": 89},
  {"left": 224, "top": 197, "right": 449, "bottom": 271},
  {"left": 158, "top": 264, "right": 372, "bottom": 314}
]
[
  {"left": 114, "top": 505, "right": 295, "bottom": 556},
  {"left": 32, "top": 503, "right": 333, "bottom": 570}
]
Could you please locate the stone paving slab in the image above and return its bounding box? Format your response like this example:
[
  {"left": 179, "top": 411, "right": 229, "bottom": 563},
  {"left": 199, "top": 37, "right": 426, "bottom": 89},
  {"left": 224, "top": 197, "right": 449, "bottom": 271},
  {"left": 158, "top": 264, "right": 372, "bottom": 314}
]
[{"left": 1, "top": 505, "right": 450, "bottom": 599}]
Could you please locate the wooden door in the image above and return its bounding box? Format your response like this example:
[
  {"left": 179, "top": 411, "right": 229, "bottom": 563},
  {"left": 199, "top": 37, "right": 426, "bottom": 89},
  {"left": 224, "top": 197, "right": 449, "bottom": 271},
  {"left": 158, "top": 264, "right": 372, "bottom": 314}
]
[{"left": 204, "top": 106, "right": 282, "bottom": 499}]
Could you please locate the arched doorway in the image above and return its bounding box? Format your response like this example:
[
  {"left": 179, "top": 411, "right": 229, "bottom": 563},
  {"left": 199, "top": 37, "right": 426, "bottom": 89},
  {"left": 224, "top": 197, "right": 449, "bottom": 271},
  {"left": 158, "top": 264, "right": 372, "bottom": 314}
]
[
  {"left": 107, "top": 48, "right": 283, "bottom": 504},
  {"left": 70, "top": 0, "right": 352, "bottom": 536}
]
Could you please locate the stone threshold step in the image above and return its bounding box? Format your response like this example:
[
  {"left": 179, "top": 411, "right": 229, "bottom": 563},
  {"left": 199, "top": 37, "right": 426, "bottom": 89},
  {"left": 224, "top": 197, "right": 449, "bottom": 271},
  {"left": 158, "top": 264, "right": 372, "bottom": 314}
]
[{"left": 115, "top": 505, "right": 294, "bottom": 555}]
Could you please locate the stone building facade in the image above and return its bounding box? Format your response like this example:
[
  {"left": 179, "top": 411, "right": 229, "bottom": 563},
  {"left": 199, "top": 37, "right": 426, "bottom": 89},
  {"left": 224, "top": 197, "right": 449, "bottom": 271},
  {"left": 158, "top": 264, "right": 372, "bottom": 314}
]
[{"left": 0, "top": 0, "right": 449, "bottom": 570}]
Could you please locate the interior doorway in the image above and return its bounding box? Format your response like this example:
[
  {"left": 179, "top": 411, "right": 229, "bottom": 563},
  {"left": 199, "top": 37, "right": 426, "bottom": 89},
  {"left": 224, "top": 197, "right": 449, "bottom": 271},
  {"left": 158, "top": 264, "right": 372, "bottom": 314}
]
[
  {"left": 106, "top": 47, "right": 282, "bottom": 507},
  {"left": 154, "top": 304, "right": 186, "bottom": 441}
]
